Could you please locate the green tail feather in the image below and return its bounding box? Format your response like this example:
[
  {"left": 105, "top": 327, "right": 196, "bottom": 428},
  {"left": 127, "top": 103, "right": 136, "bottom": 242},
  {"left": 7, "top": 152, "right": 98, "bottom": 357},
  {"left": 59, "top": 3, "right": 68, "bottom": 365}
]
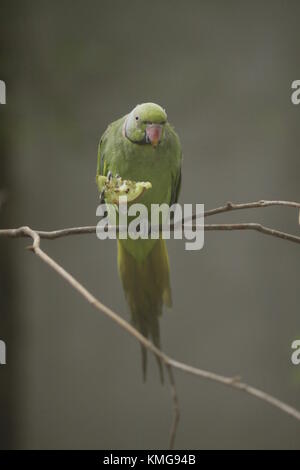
[{"left": 117, "top": 238, "right": 172, "bottom": 382}]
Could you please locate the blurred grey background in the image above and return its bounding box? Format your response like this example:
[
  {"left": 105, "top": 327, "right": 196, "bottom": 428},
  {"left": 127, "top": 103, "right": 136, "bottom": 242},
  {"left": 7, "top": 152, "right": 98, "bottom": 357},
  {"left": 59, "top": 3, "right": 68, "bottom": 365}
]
[{"left": 1, "top": 0, "right": 300, "bottom": 449}]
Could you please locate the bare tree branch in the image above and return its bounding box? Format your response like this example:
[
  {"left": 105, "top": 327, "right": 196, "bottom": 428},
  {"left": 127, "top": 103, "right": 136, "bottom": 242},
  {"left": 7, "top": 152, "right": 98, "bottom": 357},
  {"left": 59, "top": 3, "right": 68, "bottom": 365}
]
[
  {"left": 1, "top": 223, "right": 300, "bottom": 245},
  {"left": 1, "top": 199, "right": 299, "bottom": 244},
  {"left": 1, "top": 219, "right": 300, "bottom": 448}
]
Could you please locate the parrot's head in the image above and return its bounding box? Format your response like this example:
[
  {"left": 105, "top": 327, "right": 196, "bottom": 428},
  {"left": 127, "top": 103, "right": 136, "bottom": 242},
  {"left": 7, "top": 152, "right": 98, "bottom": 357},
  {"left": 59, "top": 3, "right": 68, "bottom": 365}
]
[{"left": 124, "top": 102, "right": 167, "bottom": 148}]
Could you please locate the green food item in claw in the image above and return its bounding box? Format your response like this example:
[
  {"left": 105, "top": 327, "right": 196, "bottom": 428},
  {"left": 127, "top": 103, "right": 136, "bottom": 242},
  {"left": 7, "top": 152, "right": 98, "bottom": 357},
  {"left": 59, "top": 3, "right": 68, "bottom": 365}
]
[{"left": 97, "top": 174, "right": 152, "bottom": 204}]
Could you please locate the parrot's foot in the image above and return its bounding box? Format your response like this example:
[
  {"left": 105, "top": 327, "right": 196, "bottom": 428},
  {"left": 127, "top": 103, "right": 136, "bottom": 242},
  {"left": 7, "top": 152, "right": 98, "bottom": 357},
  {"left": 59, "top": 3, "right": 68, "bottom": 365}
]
[
  {"left": 97, "top": 174, "right": 152, "bottom": 205},
  {"left": 99, "top": 188, "right": 106, "bottom": 204}
]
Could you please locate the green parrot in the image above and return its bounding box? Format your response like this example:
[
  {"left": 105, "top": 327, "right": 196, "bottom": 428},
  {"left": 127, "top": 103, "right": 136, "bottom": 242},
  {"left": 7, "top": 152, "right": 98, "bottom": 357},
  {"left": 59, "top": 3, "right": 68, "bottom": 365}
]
[{"left": 96, "top": 103, "right": 182, "bottom": 380}]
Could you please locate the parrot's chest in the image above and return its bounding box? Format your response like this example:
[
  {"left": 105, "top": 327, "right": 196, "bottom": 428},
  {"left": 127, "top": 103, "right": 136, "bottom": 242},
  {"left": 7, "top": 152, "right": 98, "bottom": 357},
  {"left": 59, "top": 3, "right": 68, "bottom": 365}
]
[{"left": 112, "top": 142, "right": 173, "bottom": 206}]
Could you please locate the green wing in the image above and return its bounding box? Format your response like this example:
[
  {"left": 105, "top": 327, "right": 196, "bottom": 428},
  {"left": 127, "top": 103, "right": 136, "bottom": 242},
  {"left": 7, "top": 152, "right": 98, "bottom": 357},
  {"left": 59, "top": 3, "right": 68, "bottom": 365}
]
[
  {"left": 96, "top": 126, "right": 111, "bottom": 178},
  {"left": 166, "top": 122, "right": 182, "bottom": 206},
  {"left": 170, "top": 169, "right": 181, "bottom": 205}
]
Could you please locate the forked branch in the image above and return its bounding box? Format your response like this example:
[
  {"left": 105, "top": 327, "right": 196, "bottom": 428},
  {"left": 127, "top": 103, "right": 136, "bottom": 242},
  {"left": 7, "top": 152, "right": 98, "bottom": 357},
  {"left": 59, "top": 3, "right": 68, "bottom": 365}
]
[{"left": 1, "top": 199, "right": 300, "bottom": 448}]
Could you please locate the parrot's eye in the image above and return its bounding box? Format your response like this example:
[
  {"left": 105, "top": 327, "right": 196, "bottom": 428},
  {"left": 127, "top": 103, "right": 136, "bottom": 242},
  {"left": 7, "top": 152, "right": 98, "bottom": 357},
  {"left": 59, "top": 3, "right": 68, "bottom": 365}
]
[{"left": 135, "top": 116, "right": 139, "bottom": 121}]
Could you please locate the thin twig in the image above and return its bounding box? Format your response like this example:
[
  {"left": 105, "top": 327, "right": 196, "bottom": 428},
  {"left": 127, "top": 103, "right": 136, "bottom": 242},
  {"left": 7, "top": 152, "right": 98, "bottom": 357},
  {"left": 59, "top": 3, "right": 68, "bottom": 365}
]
[
  {"left": 204, "top": 223, "right": 300, "bottom": 244},
  {"left": 203, "top": 199, "right": 300, "bottom": 218},
  {"left": 166, "top": 364, "right": 180, "bottom": 450},
  {"left": 1, "top": 225, "right": 300, "bottom": 449}
]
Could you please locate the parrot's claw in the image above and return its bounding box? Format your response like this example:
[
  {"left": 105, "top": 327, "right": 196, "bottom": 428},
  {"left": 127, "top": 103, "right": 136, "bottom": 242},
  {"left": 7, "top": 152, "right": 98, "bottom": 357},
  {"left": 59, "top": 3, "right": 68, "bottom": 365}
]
[
  {"left": 99, "top": 188, "right": 106, "bottom": 204},
  {"left": 98, "top": 171, "right": 116, "bottom": 203}
]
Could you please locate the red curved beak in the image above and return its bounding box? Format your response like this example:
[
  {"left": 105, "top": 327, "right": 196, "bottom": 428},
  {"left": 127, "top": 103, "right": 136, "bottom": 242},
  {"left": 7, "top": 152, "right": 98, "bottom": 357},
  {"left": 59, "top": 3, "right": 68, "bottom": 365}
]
[{"left": 146, "top": 124, "right": 162, "bottom": 148}]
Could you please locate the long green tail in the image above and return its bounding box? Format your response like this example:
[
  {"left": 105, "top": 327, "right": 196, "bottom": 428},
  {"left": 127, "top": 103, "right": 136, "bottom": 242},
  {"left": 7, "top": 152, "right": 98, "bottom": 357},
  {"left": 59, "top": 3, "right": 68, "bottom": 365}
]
[{"left": 117, "top": 238, "right": 172, "bottom": 381}]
